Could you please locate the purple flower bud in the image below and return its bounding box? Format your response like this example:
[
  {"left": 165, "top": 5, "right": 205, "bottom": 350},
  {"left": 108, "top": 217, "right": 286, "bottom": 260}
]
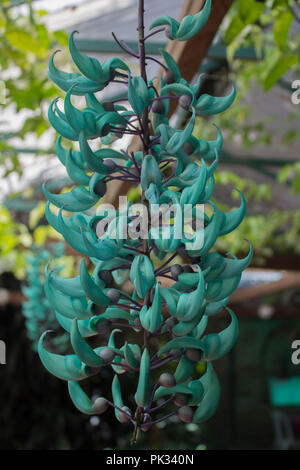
[
  {"left": 159, "top": 372, "right": 176, "bottom": 388},
  {"left": 119, "top": 406, "right": 132, "bottom": 423},
  {"left": 93, "top": 180, "right": 107, "bottom": 197},
  {"left": 93, "top": 397, "right": 109, "bottom": 414},
  {"left": 178, "top": 406, "right": 194, "bottom": 423},
  {"left": 170, "top": 264, "right": 184, "bottom": 280},
  {"left": 103, "top": 159, "right": 117, "bottom": 172},
  {"left": 99, "top": 348, "right": 115, "bottom": 364},
  {"left": 95, "top": 318, "right": 111, "bottom": 335},
  {"left": 182, "top": 265, "right": 194, "bottom": 274},
  {"left": 185, "top": 348, "right": 203, "bottom": 362},
  {"left": 133, "top": 317, "right": 142, "bottom": 331},
  {"left": 163, "top": 69, "right": 176, "bottom": 84},
  {"left": 182, "top": 141, "right": 194, "bottom": 155},
  {"left": 173, "top": 393, "right": 189, "bottom": 407},
  {"left": 105, "top": 288, "right": 120, "bottom": 304},
  {"left": 179, "top": 94, "right": 192, "bottom": 110},
  {"left": 165, "top": 317, "right": 177, "bottom": 329},
  {"left": 98, "top": 269, "right": 113, "bottom": 286},
  {"left": 141, "top": 413, "right": 152, "bottom": 431},
  {"left": 151, "top": 100, "right": 165, "bottom": 114}
]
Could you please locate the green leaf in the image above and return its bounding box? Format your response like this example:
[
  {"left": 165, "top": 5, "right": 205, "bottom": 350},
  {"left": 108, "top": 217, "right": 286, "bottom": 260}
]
[
  {"left": 264, "top": 55, "right": 298, "bottom": 90},
  {"left": 6, "top": 30, "right": 46, "bottom": 58},
  {"left": 225, "top": 15, "right": 245, "bottom": 44},
  {"left": 238, "top": 0, "right": 265, "bottom": 24},
  {"left": 29, "top": 201, "right": 46, "bottom": 230}
]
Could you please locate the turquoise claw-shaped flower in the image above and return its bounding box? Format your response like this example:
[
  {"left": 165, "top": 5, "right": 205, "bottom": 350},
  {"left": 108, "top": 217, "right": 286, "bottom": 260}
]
[
  {"left": 149, "top": 0, "right": 211, "bottom": 41},
  {"left": 129, "top": 255, "right": 155, "bottom": 298}
]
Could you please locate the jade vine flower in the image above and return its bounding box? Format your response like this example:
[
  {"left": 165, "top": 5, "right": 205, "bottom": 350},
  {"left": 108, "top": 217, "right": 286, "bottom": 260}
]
[
  {"left": 38, "top": 0, "right": 253, "bottom": 443},
  {"left": 22, "top": 243, "right": 67, "bottom": 351}
]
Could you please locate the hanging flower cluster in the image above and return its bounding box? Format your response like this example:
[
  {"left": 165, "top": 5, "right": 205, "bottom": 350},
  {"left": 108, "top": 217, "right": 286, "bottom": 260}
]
[
  {"left": 38, "top": 0, "right": 252, "bottom": 442},
  {"left": 22, "top": 242, "right": 67, "bottom": 351}
]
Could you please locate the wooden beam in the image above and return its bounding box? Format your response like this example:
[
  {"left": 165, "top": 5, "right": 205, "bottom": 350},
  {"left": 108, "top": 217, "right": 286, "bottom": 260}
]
[{"left": 229, "top": 270, "right": 300, "bottom": 305}]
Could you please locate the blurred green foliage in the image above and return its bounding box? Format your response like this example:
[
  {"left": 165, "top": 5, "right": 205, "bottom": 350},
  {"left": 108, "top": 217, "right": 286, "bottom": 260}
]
[
  {"left": 0, "top": 201, "right": 68, "bottom": 279},
  {"left": 0, "top": 0, "right": 68, "bottom": 176}
]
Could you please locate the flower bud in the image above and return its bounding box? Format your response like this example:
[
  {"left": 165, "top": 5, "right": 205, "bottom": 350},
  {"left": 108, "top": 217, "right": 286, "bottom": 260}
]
[
  {"left": 103, "top": 159, "right": 117, "bottom": 172},
  {"left": 173, "top": 393, "right": 189, "bottom": 407},
  {"left": 93, "top": 180, "right": 107, "bottom": 197},
  {"left": 151, "top": 100, "right": 165, "bottom": 114},
  {"left": 93, "top": 397, "right": 108, "bottom": 414},
  {"left": 165, "top": 317, "right": 177, "bottom": 329},
  {"left": 95, "top": 318, "right": 111, "bottom": 335},
  {"left": 179, "top": 94, "right": 192, "bottom": 110},
  {"left": 185, "top": 348, "right": 202, "bottom": 362},
  {"left": 133, "top": 317, "right": 142, "bottom": 331},
  {"left": 98, "top": 269, "right": 113, "bottom": 286},
  {"left": 99, "top": 348, "right": 115, "bottom": 364},
  {"left": 178, "top": 406, "right": 194, "bottom": 423},
  {"left": 163, "top": 69, "right": 176, "bottom": 84},
  {"left": 182, "top": 141, "right": 194, "bottom": 155},
  {"left": 141, "top": 413, "right": 152, "bottom": 431},
  {"left": 170, "top": 264, "right": 184, "bottom": 280},
  {"left": 182, "top": 265, "right": 194, "bottom": 274},
  {"left": 119, "top": 406, "right": 132, "bottom": 423},
  {"left": 159, "top": 372, "right": 176, "bottom": 388},
  {"left": 105, "top": 288, "right": 120, "bottom": 303}
]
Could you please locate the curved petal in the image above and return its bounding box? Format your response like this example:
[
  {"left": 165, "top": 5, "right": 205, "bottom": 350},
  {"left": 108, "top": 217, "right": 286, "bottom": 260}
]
[
  {"left": 68, "top": 380, "right": 95, "bottom": 414},
  {"left": 70, "top": 319, "right": 103, "bottom": 367},
  {"left": 38, "top": 331, "right": 91, "bottom": 381}
]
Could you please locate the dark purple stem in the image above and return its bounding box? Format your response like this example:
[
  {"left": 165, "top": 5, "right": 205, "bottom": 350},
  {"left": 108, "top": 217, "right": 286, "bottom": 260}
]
[
  {"left": 112, "top": 32, "right": 139, "bottom": 58},
  {"left": 150, "top": 354, "right": 178, "bottom": 370},
  {"left": 152, "top": 95, "right": 178, "bottom": 101},
  {"left": 109, "top": 264, "right": 131, "bottom": 271},
  {"left": 105, "top": 399, "right": 136, "bottom": 425},
  {"left": 129, "top": 151, "right": 141, "bottom": 175},
  {"left": 141, "top": 410, "right": 177, "bottom": 429},
  {"left": 111, "top": 361, "right": 139, "bottom": 372},
  {"left": 121, "top": 39, "right": 139, "bottom": 58},
  {"left": 145, "top": 380, "right": 160, "bottom": 412},
  {"left": 147, "top": 395, "right": 175, "bottom": 414},
  {"left": 155, "top": 251, "right": 178, "bottom": 274},
  {"left": 145, "top": 55, "right": 168, "bottom": 71}
]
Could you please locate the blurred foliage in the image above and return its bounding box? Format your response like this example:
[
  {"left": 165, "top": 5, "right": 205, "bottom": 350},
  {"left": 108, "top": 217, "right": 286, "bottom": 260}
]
[
  {"left": 215, "top": 208, "right": 300, "bottom": 262},
  {"left": 191, "top": 0, "right": 300, "bottom": 260},
  {"left": 0, "top": 204, "right": 31, "bottom": 278},
  {"left": 278, "top": 160, "right": 300, "bottom": 193},
  {"left": 0, "top": 0, "right": 68, "bottom": 176},
  {"left": 21, "top": 241, "right": 74, "bottom": 351},
  {"left": 223, "top": 0, "right": 300, "bottom": 90},
  {"left": 0, "top": 201, "right": 68, "bottom": 279},
  {"left": 218, "top": 0, "right": 300, "bottom": 148}
]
